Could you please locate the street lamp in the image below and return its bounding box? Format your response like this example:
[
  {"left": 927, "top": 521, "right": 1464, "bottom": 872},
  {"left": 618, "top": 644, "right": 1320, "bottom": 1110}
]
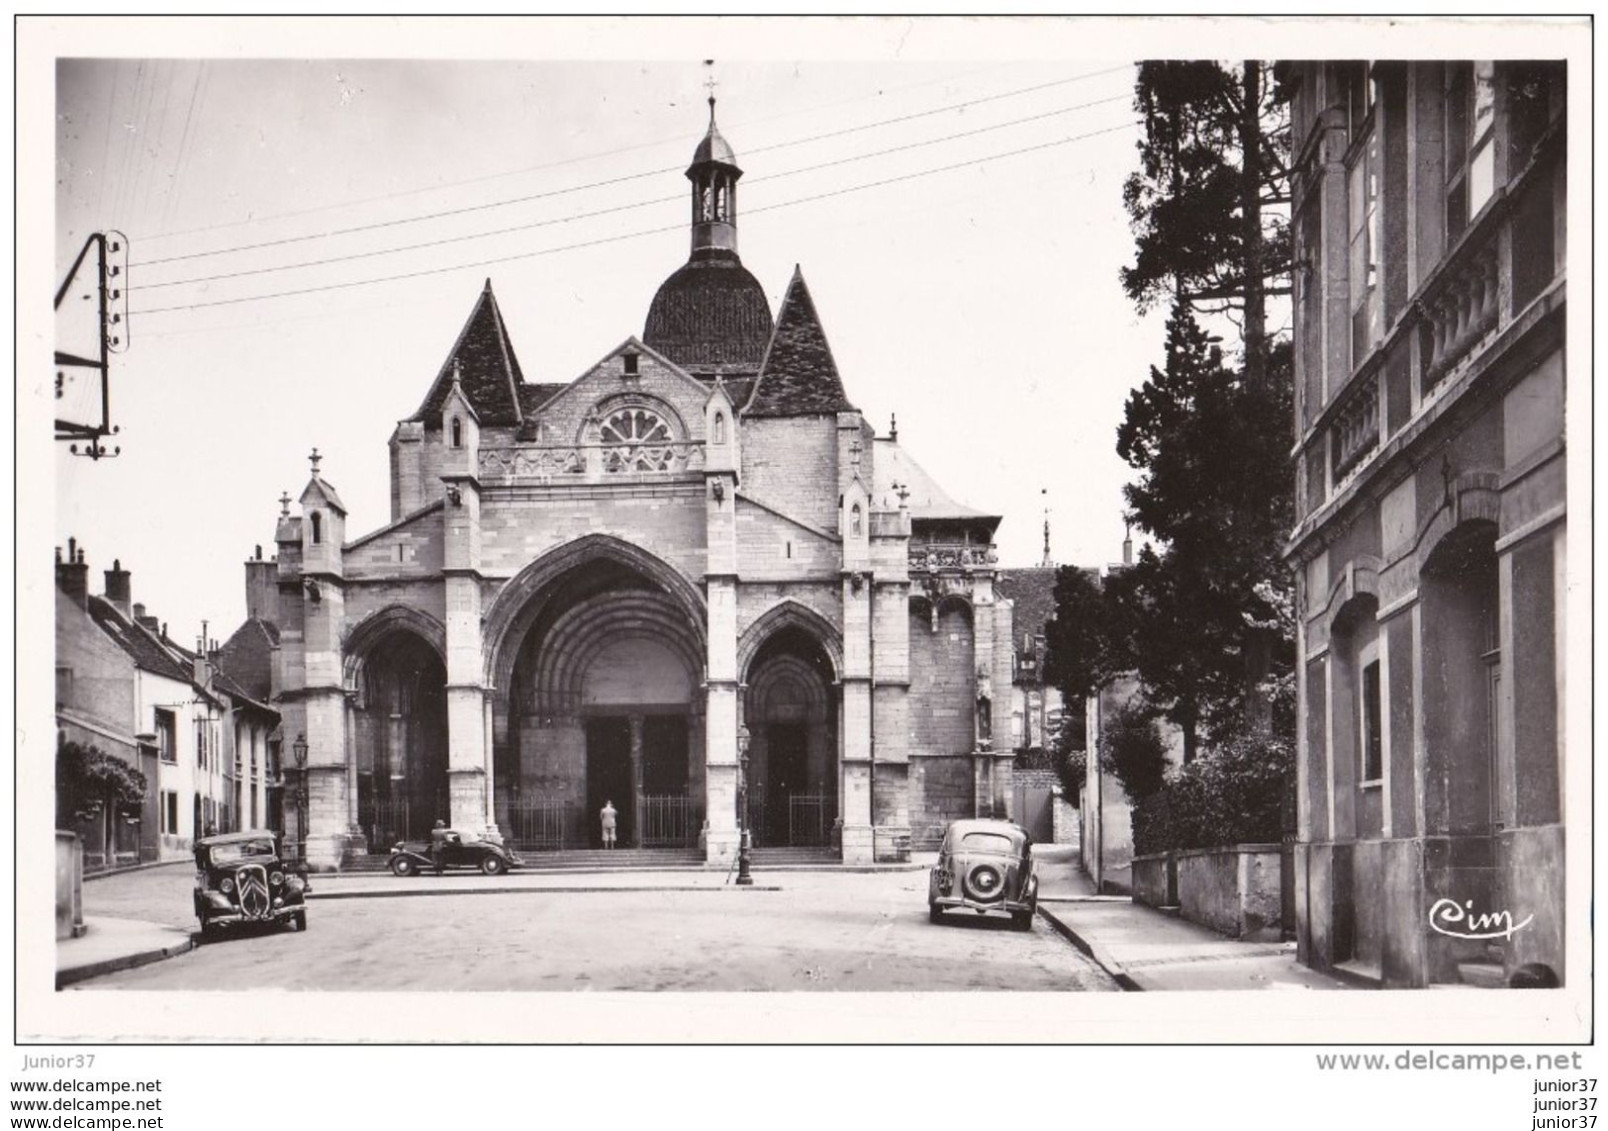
[
  {"left": 292, "top": 733, "right": 308, "bottom": 865},
  {"left": 735, "top": 723, "right": 753, "bottom": 886}
]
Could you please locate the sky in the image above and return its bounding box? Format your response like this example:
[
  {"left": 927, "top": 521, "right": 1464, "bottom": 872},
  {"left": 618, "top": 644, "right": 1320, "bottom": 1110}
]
[{"left": 52, "top": 44, "right": 1170, "bottom": 645}]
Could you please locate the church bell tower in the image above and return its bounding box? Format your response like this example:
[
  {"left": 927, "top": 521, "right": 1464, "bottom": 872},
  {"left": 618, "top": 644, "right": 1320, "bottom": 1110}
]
[{"left": 687, "top": 97, "right": 741, "bottom": 259}]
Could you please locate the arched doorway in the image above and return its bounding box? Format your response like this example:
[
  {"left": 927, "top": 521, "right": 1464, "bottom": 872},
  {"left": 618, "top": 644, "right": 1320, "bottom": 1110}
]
[
  {"left": 743, "top": 625, "right": 838, "bottom": 847},
  {"left": 348, "top": 629, "right": 449, "bottom": 847},
  {"left": 1420, "top": 520, "right": 1501, "bottom": 978},
  {"left": 491, "top": 548, "right": 705, "bottom": 851}
]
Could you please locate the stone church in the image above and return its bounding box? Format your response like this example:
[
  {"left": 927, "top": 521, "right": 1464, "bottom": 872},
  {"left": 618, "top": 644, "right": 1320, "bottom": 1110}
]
[{"left": 242, "top": 102, "right": 1015, "bottom": 868}]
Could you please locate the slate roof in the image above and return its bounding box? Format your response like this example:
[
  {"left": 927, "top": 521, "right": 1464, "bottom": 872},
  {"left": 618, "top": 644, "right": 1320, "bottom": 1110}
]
[
  {"left": 86, "top": 596, "right": 194, "bottom": 685},
  {"left": 412, "top": 280, "right": 526, "bottom": 426},
  {"left": 517, "top": 383, "right": 572, "bottom": 418},
  {"left": 216, "top": 617, "right": 280, "bottom": 704},
  {"left": 743, "top": 268, "right": 856, "bottom": 418},
  {"left": 871, "top": 438, "right": 1000, "bottom": 529},
  {"left": 644, "top": 253, "right": 774, "bottom": 373},
  {"left": 690, "top": 100, "right": 739, "bottom": 169},
  {"left": 995, "top": 567, "right": 1060, "bottom": 648}
]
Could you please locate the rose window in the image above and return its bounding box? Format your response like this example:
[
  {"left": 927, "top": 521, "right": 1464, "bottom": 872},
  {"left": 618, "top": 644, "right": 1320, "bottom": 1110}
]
[{"left": 600, "top": 408, "right": 674, "bottom": 472}]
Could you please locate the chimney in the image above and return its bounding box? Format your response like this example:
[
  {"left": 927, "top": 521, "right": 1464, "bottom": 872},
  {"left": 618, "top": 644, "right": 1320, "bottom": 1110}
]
[
  {"left": 104, "top": 558, "right": 132, "bottom": 618},
  {"left": 56, "top": 538, "right": 89, "bottom": 609},
  {"left": 193, "top": 622, "right": 213, "bottom": 687},
  {"left": 1122, "top": 525, "right": 1134, "bottom": 567},
  {"left": 244, "top": 545, "right": 280, "bottom": 624}
]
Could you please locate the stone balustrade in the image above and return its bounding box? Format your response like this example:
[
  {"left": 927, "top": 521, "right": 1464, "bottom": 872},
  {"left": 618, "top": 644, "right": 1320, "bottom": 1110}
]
[
  {"left": 479, "top": 440, "right": 706, "bottom": 483},
  {"left": 907, "top": 544, "right": 997, "bottom": 572}
]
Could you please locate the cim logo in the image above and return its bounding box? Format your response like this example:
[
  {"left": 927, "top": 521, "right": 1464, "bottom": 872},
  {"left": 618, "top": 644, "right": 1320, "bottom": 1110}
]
[{"left": 1429, "top": 897, "right": 1534, "bottom": 941}]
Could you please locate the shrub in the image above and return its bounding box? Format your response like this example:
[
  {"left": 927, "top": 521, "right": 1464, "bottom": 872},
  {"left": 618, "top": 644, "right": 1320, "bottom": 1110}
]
[
  {"left": 1051, "top": 744, "right": 1087, "bottom": 807},
  {"left": 57, "top": 738, "right": 146, "bottom": 824},
  {"left": 1099, "top": 699, "right": 1169, "bottom": 801},
  {"left": 1130, "top": 732, "right": 1292, "bottom": 855}
]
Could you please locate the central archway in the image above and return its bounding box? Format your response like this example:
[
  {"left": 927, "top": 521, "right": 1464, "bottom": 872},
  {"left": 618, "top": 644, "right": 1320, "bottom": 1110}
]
[{"left": 486, "top": 538, "right": 707, "bottom": 851}]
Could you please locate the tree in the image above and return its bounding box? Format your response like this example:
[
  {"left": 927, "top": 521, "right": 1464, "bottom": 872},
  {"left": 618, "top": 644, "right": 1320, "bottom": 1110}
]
[
  {"left": 1115, "top": 61, "right": 1296, "bottom": 744},
  {"left": 1121, "top": 60, "right": 1291, "bottom": 390},
  {"left": 1098, "top": 698, "right": 1170, "bottom": 802},
  {"left": 57, "top": 737, "right": 146, "bottom": 825},
  {"left": 1042, "top": 565, "right": 1121, "bottom": 707}
]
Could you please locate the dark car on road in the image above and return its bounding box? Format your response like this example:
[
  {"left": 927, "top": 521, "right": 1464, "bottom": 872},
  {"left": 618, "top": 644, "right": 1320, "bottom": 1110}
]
[
  {"left": 193, "top": 831, "right": 308, "bottom": 938},
  {"left": 928, "top": 818, "right": 1038, "bottom": 930},
  {"left": 389, "top": 827, "right": 523, "bottom": 876}
]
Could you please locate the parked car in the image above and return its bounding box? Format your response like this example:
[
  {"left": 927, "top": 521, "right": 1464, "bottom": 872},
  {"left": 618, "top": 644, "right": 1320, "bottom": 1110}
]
[
  {"left": 389, "top": 827, "right": 523, "bottom": 876},
  {"left": 928, "top": 818, "right": 1038, "bottom": 930},
  {"left": 193, "top": 831, "right": 308, "bottom": 938}
]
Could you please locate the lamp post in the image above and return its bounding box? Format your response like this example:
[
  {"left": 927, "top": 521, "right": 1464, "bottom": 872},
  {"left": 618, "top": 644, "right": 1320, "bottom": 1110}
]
[
  {"left": 292, "top": 733, "right": 308, "bottom": 866},
  {"left": 735, "top": 723, "right": 753, "bottom": 885}
]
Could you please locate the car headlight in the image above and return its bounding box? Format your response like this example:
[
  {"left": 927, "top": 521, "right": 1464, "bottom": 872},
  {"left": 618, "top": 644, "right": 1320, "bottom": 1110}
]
[
  {"left": 273, "top": 897, "right": 284, "bottom": 908},
  {"left": 270, "top": 871, "right": 284, "bottom": 887},
  {"left": 286, "top": 875, "right": 305, "bottom": 893},
  {"left": 220, "top": 877, "right": 235, "bottom": 894}
]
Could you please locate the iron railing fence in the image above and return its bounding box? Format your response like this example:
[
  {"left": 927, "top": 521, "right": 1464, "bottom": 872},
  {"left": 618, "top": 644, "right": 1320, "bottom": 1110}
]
[{"left": 640, "top": 794, "right": 701, "bottom": 848}]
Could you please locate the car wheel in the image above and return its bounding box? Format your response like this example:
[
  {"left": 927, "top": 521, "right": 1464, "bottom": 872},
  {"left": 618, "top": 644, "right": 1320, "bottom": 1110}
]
[
  {"left": 391, "top": 856, "right": 416, "bottom": 877},
  {"left": 481, "top": 855, "right": 506, "bottom": 876},
  {"left": 292, "top": 911, "right": 307, "bottom": 933},
  {"left": 197, "top": 916, "right": 217, "bottom": 941},
  {"left": 928, "top": 903, "right": 943, "bottom": 924},
  {"left": 1012, "top": 910, "right": 1033, "bottom": 932}
]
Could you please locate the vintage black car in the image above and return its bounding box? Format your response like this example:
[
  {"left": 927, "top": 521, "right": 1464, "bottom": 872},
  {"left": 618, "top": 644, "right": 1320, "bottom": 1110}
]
[
  {"left": 928, "top": 818, "right": 1038, "bottom": 929},
  {"left": 193, "top": 831, "right": 308, "bottom": 937},
  {"left": 388, "top": 827, "right": 523, "bottom": 876}
]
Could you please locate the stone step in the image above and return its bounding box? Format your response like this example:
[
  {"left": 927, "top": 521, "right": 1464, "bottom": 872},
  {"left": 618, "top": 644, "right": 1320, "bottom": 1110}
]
[{"left": 1457, "top": 962, "right": 1508, "bottom": 989}]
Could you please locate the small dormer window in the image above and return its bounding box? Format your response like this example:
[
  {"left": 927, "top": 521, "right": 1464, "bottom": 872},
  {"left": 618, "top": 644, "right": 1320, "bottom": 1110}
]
[
  {"left": 713, "top": 412, "right": 727, "bottom": 444},
  {"left": 451, "top": 417, "right": 463, "bottom": 448},
  {"left": 310, "top": 511, "right": 323, "bottom": 545},
  {"left": 623, "top": 353, "right": 639, "bottom": 377}
]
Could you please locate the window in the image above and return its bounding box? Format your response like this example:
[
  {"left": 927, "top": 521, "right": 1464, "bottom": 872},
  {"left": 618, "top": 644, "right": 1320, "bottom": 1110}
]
[
  {"left": 56, "top": 666, "right": 72, "bottom": 706},
  {"left": 160, "top": 790, "right": 178, "bottom": 835},
  {"left": 713, "top": 412, "right": 726, "bottom": 444},
  {"left": 599, "top": 407, "right": 674, "bottom": 472},
  {"left": 309, "top": 511, "right": 323, "bottom": 545},
  {"left": 1360, "top": 659, "right": 1383, "bottom": 782},
  {"left": 1446, "top": 61, "right": 1497, "bottom": 240},
  {"left": 1348, "top": 123, "right": 1382, "bottom": 365},
  {"left": 622, "top": 352, "right": 639, "bottom": 377},
  {"left": 451, "top": 417, "right": 463, "bottom": 448},
  {"left": 156, "top": 709, "right": 176, "bottom": 764},
  {"left": 851, "top": 503, "right": 863, "bottom": 537}
]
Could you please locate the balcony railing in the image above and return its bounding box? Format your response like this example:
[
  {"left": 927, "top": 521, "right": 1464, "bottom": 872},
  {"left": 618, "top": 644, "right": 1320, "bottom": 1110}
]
[
  {"left": 479, "top": 440, "right": 706, "bottom": 484},
  {"left": 908, "top": 544, "right": 997, "bottom": 572},
  {"left": 1419, "top": 234, "right": 1501, "bottom": 389},
  {"left": 1331, "top": 373, "right": 1380, "bottom": 481}
]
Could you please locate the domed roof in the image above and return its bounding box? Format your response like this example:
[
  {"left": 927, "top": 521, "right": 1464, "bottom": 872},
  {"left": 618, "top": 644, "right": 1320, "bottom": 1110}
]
[
  {"left": 690, "top": 98, "right": 738, "bottom": 168},
  {"left": 643, "top": 253, "right": 774, "bottom": 372}
]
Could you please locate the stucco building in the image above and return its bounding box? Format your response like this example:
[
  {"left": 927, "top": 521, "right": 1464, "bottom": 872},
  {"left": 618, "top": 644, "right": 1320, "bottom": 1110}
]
[
  {"left": 1281, "top": 61, "right": 1566, "bottom": 986},
  {"left": 249, "top": 103, "right": 1015, "bottom": 868}
]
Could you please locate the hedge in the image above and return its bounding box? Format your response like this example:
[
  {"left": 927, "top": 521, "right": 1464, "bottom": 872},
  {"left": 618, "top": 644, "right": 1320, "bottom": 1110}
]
[{"left": 1131, "top": 733, "right": 1293, "bottom": 856}]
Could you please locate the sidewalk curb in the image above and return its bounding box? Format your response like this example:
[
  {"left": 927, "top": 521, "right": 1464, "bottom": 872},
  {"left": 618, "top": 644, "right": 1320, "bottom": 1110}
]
[
  {"left": 309, "top": 884, "right": 784, "bottom": 901},
  {"left": 56, "top": 935, "right": 195, "bottom": 990},
  {"left": 1036, "top": 904, "right": 1143, "bottom": 992},
  {"left": 82, "top": 860, "right": 191, "bottom": 882}
]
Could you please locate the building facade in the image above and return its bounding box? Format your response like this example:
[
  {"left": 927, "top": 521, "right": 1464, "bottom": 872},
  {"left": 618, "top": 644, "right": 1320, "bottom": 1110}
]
[
  {"left": 55, "top": 545, "right": 278, "bottom": 863},
  {"left": 256, "top": 104, "right": 1014, "bottom": 868},
  {"left": 1282, "top": 61, "right": 1566, "bottom": 986}
]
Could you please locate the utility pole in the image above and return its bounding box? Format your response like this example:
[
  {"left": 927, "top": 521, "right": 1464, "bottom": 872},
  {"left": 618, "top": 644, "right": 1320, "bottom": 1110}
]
[{"left": 55, "top": 231, "right": 129, "bottom": 459}]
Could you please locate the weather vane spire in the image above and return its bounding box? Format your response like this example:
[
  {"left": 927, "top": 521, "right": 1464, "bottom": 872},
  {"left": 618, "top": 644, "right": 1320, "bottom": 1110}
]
[{"left": 703, "top": 59, "right": 717, "bottom": 115}]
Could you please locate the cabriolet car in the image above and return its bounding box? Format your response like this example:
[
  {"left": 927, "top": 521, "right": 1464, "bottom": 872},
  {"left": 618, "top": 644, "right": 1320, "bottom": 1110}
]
[
  {"left": 388, "top": 827, "right": 523, "bottom": 876},
  {"left": 193, "top": 830, "right": 308, "bottom": 938},
  {"left": 928, "top": 818, "right": 1038, "bottom": 930}
]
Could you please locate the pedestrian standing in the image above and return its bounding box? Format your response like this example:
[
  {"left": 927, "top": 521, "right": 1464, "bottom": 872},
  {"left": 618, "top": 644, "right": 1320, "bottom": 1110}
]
[{"left": 600, "top": 800, "right": 618, "bottom": 849}]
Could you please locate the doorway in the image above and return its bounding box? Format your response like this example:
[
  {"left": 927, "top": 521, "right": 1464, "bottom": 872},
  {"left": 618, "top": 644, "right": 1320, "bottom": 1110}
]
[{"left": 586, "top": 717, "right": 634, "bottom": 847}]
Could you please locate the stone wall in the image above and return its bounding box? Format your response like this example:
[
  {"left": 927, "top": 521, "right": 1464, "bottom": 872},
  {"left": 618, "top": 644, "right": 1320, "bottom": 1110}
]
[
  {"left": 738, "top": 417, "right": 840, "bottom": 533},
  {"left": 909, "top": 753, "right": 974, "bottom": 849},
  {"left": 908, "top": 603, "right": 975, "bottom": 756},
  {"left": 1174, "top": 844, "right": 1283, "bottom": 941}
]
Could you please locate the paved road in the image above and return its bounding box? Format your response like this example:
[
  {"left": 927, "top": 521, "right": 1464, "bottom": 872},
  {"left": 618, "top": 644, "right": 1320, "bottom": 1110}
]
[{"left": 77, "top": 866, "right": 1117, "bottom": 992}]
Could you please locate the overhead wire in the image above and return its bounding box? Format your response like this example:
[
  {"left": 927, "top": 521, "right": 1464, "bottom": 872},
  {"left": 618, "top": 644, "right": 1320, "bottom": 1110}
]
[
  {"left": 132, "top": 90, "right": 1133, "bottom": 292},
  {"left": 131, "top": 118, "right": 1137, "bottom": 317},
  {"left": 131, "top": 64, "right": 1134, "bottom": 269},
  {"left": 138, "top": 60, "right": 1016, "bottom": 243}
]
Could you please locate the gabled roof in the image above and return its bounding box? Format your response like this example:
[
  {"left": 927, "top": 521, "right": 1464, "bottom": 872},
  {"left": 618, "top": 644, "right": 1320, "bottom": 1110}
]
[
  {"left": 743, "top": 267, "right": 855, "bottom": 418},
  {"left": 86, "top": 596, "right": 195, "bottom": 686},
  {"left": 412, "top": 280, "right": 526, "bottom": 427},
  {"left": 871, "top": 437, "right": 999, "bottom": 529},
  {"left": 216, "top": 616, "right": 280, "bottom": 704},
  {"left": 299, "top": 475, "right": 347, "bottom": 516}
]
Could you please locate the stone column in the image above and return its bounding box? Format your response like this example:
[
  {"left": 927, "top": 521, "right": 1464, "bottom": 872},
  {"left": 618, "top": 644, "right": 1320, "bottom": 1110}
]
[
  {"left": 629, "top": 714, "right": 645, "bottom": 847},
  {"left": 840, "top": 571, "right": 874, "bottom": 863},
  {"left": 704, "top": 580, "right": 740, "bottom": 864}
]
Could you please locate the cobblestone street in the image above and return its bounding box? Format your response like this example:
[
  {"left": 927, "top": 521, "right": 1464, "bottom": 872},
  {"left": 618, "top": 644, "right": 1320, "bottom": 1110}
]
[{"left": 73, "top": 864, "right": 1116, "bottom": 992}]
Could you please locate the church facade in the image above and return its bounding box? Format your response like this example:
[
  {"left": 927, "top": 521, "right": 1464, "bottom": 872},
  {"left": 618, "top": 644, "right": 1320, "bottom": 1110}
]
[{"left": 250, "top": 104, "right": 1016, "bottom": 868}]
